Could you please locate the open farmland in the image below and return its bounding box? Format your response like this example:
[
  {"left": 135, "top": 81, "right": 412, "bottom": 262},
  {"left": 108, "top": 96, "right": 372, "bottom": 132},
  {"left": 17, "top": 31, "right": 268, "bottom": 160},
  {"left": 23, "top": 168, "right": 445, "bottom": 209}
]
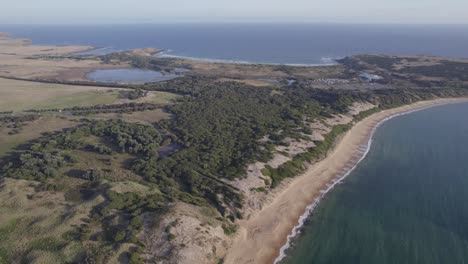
[{"left": 0, "top": 77, "right": 178, "bottom": 112}]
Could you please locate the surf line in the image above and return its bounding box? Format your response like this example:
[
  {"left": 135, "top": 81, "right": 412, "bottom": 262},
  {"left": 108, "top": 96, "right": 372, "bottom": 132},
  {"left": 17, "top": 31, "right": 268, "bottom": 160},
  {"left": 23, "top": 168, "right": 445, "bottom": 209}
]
[{"left": 272, "top": 102, "right": 454, "bottom": 264}]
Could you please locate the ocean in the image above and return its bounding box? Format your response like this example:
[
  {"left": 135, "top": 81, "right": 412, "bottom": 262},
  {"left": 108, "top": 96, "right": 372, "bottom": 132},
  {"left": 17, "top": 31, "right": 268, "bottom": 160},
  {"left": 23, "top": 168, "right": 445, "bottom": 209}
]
[
  {"left": 279, "top": 102, "right": 468, "bottom": 264},
  {"left": 1, "top": 24, "right": 468, "bottom": 65}
]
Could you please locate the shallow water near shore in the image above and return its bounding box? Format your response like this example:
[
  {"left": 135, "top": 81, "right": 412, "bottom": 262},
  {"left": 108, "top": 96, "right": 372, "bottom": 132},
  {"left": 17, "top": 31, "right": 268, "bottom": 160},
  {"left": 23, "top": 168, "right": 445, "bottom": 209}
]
[
  {"left": 280, "top": 102, "right": 468, "bottom": 264},
  {"left": 86, "top": 69, "right": 180, "bottom": 83}
]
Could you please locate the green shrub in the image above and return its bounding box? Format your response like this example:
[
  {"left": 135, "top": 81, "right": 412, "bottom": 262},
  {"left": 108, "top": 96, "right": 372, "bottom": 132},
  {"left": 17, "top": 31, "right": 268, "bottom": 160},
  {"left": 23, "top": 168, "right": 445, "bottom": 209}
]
[
  {"left": 113, "top": 231, "right": 126, "bottom": 243},
  {"left": 222, "top": 224, "right": 238, "bottom": 235},
  {"left": 167, "top": 233, "right": 176, "bottom": 241}
]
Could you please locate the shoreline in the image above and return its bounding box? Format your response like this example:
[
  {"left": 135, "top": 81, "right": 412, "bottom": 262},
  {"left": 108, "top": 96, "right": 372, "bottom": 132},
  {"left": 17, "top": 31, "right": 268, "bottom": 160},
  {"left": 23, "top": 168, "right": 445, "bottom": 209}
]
[
  {"left": 0, "top": 31, "right": 95, "bottom": 53},
  {"left": 157, "top": 53, "right": 340, "bottom": 67},
  {"left": 1, "top": 31, "right": 338, "bottom": 67},
  {"left": 224, "top": 97, "right": 468, "bottom": 264}
]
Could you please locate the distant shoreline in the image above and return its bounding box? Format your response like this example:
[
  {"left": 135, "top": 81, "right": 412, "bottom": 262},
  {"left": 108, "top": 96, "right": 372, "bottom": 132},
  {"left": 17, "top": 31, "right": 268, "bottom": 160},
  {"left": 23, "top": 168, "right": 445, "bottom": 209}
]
[
  {"left": 224, "top": 97, "right": 468, "bottom": 264},
  {"left": 0, "top": 29, "right": 346, "bottom": 67},
  {"left": 157, "top": 52, "right": 340, "bottom": 67},
  {"left": 1, "top": 30, "right": 339, "bottom": 67},
  {"left": 75, "top": 44, "right": 341, "bottom": 67}
]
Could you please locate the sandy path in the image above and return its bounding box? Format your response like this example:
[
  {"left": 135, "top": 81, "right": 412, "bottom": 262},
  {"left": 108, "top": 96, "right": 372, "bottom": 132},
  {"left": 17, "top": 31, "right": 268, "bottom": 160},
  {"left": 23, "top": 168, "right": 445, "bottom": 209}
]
[{"left": 225, "top": 97, "right": 468, "bottom": 264}]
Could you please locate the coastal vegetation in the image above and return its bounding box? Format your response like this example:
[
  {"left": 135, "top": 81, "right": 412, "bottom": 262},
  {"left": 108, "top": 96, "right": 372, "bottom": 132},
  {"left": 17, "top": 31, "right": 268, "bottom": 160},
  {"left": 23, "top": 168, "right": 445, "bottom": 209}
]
[
  {"left": 2, "top": 80, "right": 468, "bottom": 262},
  {"left": 339, "top": 55, "right": 468, "bottom": 86},
  {"left": 23, "top": 102, "right": 162, "bottom": 115},
  {"left": 101, "top": 52, "right": 183, "bottom": 72},
  {"left": 262, "top": 124, "right": 351, "bottom": 187},
  {"left": 0, "top": 115, "right": 40, "bottom": 135},
  {"left": 399, "top": 60, "right": 468, "bottom": 81},
  {"left": 1, "top": 37, "right": 468, "bottom": 263}
]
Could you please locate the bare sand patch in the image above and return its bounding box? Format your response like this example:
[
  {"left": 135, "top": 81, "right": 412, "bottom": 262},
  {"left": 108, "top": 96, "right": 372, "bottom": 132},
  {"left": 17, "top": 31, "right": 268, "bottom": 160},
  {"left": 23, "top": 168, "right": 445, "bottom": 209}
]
[
  {"left": 347, "top": 101, "right": 376, "bottom": 116},
  {"left": 234, "top": 163, "right": 268, "bottom": 193},
  {"left": 275, "top": 138, "right": 315, "bottom": 157},
  {"left": 224, "top": 97, "right": 468, "bottom": 264},
  {"left": 233, "top": 111, "right": 360, "bottom": 218},
  {"left": 142, "top": 203, "right": 230, "bottom": 264}
]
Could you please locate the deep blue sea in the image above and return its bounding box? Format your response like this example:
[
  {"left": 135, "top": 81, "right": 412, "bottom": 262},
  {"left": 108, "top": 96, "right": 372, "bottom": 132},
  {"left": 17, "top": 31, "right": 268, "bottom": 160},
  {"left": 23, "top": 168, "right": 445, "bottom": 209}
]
[
  {"left": 280, "top": 102, "right": 468, "bottom": 264},
  {"left": 1, "top": 24, "right": 468, "bottom": 65}
]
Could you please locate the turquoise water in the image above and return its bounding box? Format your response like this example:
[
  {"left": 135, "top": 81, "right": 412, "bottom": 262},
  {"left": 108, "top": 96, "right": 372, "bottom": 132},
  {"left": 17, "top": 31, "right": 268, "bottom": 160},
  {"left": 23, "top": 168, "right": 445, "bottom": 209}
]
[{"left": 281, "top": 102, "right": 468, "bottom": 264}]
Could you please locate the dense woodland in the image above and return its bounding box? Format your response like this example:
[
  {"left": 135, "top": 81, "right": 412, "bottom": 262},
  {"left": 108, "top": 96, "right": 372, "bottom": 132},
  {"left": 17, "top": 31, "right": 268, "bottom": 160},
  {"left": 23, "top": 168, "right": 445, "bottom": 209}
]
[
  {"left": 23, "top": 102, "right": 160, "bottom": 115},
  {"left": 3, "top": 79, "right": 466, "bottom": 211},
  {"left": 100, "top": 52, "right": 187, "bottom": 72},
  {"left": 340, "top": 55, "right": 468, "bottom": 84}
]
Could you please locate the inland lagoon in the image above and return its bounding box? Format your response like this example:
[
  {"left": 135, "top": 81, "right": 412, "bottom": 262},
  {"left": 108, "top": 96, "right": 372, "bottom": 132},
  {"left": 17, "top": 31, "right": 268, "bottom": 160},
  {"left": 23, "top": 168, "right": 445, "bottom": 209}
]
[{"left": 280, "top": 102, "right": 468, "bottom": 264}]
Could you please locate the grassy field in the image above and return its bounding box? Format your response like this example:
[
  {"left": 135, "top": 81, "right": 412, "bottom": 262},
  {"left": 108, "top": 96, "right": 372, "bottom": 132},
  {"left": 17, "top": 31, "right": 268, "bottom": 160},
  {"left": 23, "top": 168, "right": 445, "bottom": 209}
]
[
  {"left": 0, "top": 78, "right": 178, "bottom": 112},
  {"left": 92, "top": 109, "right": 171, "bottom": 125},
  {"left": 0, "top": 119, "right": 168, "bottom": 263},
  {"left": 0, "top": 121, "right": 155, "bottom": 263},
  {"left": 0, "top": 78, "right": 120, "bottom": 111},
  {"left": 0, "top": 115, "right": 79, "bottom": 157},
  {"left": 143, "top": 91, "right": 179, "bottom": 105},
  {"left": 0, "top": 177, "right": 105, "bottom": 264}
]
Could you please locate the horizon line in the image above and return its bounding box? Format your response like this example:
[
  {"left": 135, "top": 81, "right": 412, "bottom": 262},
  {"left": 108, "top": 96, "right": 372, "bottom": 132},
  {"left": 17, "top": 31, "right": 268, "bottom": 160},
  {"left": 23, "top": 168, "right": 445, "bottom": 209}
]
[{"left": 2, "top": 21, "right": 468, "bottom": 26}]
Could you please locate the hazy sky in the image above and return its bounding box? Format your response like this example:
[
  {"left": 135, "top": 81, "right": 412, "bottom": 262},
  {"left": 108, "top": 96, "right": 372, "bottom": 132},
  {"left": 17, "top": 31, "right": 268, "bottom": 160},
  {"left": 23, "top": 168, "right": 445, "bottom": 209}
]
[{"left": 0, "top": 0, "right": 466, "bottom": 24}]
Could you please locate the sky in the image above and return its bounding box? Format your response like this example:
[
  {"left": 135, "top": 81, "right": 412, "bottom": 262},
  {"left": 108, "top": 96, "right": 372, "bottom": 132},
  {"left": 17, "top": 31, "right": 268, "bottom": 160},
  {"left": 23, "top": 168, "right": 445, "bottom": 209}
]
[{"left": 0, "top": 0, "right": 467, "bottom": 24}]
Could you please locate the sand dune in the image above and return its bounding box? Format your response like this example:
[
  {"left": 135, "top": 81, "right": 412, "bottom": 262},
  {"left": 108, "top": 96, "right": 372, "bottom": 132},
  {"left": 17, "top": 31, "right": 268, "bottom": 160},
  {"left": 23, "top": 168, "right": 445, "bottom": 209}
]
[{"left": 225, "top": 97, "right": 468, "bottom": 264}]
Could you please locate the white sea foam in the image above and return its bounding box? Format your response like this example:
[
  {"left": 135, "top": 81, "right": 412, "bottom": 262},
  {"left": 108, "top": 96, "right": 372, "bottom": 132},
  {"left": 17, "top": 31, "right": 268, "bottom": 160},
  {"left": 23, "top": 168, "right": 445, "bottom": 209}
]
[
  {"left": 75, "top": 46, "right": 123, "bottom": 55},
  {"left": 320, "top": 57, "right": 343, "bottom": 64},
  {"left": 273, "top": 102, "right": 455, "bottom": 264},
  {"left": 156, "top": 53, "right": 339, "bottom": 67},
  {"left": 78, "top": 46, "right": 340, "bottom": 66}
]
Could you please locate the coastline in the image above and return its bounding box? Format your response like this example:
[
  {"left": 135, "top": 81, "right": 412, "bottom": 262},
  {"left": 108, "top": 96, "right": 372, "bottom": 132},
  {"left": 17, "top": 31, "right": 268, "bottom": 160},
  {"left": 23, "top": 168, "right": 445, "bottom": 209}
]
[
  {"left": 3, "top": 29, "right": 468, "bottom": 263},
  {"left": 224, "top": 97, "right": 468, "bottom": 264},
  {"left": 157, "top": 53, "right": 340, "bottom": 67},
  {"left": 1, "top": 31, "right": 338, "bottom": 67}
]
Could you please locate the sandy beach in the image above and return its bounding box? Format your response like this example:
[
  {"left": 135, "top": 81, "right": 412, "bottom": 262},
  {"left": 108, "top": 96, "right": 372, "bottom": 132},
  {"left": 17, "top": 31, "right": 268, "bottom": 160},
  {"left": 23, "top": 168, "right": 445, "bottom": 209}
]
[{"left": 224, "top": 97, "right": 468, "bottom": 264}]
